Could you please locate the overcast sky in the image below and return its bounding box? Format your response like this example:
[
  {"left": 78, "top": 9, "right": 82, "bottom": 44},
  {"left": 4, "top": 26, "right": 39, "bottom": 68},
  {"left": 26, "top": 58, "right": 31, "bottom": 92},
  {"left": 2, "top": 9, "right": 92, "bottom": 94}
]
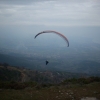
[
  {"left": 0, "top": 0, "right": 100, "bottom": 72},
  {"left": 0, "top": 0, "right": 100, "bottom": 47},
  {"left": 0, "top": 0, "right": 100, "bottom": 27}
]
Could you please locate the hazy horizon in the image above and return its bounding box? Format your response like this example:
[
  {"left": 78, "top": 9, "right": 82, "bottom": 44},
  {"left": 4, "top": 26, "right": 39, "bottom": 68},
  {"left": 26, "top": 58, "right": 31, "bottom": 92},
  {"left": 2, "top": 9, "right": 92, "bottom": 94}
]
[{"left": 0, "top": 0, "right": 100, "bottom": 74}]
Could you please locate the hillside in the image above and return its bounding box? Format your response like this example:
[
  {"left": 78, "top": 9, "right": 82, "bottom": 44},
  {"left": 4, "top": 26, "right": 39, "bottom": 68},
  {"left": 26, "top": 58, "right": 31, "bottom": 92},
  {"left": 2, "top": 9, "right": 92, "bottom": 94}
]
[
  {"left": 0, "top": 63, "right": 89, "bottom": 83},
  {"left": 0, "top": 63, "right": 100, "bottom": 100}
]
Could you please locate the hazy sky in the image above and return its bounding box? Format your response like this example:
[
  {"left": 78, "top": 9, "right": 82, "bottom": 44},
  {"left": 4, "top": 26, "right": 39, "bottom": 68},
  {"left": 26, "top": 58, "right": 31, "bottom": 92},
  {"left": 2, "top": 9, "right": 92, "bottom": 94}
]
[
  {"left": 0, "top": 0, "right": 100, "bottom": 27},
  {"left": 0, "top": 0, "right": 100, "bottom": 69},
  {"left": 0, "top": 0, "right": 100, "bottom": 48}
]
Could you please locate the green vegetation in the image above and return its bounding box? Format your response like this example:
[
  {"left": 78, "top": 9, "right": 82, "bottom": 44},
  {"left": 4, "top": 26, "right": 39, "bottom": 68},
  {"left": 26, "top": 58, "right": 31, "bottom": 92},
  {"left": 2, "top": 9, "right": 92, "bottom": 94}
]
[
  {"left": 62, "top": 77, "right": 100, "bottom": 84},
  {"left": 0, "top": 81, "right": 37, "bottom": 90},
  {"left": 0, "top": 67, "right": 21, "bottom": 81}
]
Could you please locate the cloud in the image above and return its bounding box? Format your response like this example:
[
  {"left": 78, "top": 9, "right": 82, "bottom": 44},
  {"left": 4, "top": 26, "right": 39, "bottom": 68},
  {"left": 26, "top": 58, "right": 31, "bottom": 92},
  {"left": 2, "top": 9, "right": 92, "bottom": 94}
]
[{"left": 0, "top": 0, "right": 100, "bottom": 26}]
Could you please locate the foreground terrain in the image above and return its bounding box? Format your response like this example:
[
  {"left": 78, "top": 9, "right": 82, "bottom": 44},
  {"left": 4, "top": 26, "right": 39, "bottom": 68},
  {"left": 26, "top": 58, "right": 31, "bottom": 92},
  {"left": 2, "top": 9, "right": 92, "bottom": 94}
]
[
  {"left": 0, "top": 63, "right": 100, "bottom": 100},
  {"left": 0, "top": 82, "right": 100, "bottom": 100}
]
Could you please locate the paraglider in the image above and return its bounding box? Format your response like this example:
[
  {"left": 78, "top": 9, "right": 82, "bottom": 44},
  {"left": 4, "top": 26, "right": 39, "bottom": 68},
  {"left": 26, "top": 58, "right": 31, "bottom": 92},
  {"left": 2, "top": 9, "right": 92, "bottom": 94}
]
[
  {"left": 34, "top": 30, "right": 69, "bottom": 65},
  {"left": 34, "top": 30, "right": 69, "bottom": 47},
  {"left": 46, "top": 60, "right": 49, "bottom": 65}
]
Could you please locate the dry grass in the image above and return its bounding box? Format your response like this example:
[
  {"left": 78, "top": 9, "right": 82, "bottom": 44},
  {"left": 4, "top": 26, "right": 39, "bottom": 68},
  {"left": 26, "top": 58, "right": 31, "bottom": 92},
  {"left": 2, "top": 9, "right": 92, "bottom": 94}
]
[{"left": 0, "top": 82, "right": 100, "bottom": 100}]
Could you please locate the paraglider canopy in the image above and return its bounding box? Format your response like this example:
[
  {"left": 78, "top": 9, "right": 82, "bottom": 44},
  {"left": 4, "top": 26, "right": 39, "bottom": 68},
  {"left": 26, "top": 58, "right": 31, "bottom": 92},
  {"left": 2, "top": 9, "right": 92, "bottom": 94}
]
[{"left": 34, "top": 30, "right": 69, "bottom": 47}]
